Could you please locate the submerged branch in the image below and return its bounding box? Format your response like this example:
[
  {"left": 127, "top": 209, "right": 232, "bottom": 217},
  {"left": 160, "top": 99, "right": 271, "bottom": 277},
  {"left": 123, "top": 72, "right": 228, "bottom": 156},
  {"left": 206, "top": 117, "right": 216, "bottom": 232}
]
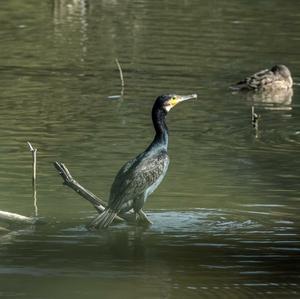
[
  {"left": 251, "top": 106, "right": 260, "bottom": 139},
  {"left": 251, "top": 106, "right": 259, "bottom": 129}
]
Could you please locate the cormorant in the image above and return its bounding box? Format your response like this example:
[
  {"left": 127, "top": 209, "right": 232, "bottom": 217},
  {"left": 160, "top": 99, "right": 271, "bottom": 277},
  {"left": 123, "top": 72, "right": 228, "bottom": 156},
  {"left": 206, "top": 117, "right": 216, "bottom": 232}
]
[
  {"left": 89, "top": 94, "right": 197, "bottom": 229},
  {"left": 230, "top": 65, "right": 293, "bottom": 91}
]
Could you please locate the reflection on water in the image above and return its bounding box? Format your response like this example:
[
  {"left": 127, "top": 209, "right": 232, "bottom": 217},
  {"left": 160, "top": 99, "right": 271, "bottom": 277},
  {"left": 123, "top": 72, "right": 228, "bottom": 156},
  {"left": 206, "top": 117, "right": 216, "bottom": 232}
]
[
  {"left": 53, "top": 0, "right": 88, "bottom": 22},
  {"left": 53, "top": 0, "right": 89, "bottom": 63},
  {"left": 238, "top": 88, "right": 294, "bottom": 110},
  {"left": 0, "top": 0, "right": 300, "bottom": 298},
  {"left": 1, "top": 209, "right": 300, "bottom": 297}
]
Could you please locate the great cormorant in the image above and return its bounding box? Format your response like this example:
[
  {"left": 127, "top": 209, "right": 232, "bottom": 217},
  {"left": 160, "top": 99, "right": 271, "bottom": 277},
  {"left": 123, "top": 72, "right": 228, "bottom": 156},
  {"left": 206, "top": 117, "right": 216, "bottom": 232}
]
[
  {"left": 89, "top": 94, "right": 197, "bottom": 229},
  {"left": 230, "top": 65, "right": 293, "bottom": 91}
]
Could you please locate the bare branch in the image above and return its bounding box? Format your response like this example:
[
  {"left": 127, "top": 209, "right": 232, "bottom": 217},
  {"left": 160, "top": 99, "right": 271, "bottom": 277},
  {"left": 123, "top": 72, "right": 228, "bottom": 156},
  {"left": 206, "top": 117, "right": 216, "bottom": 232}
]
[
  {"left": 53, "top": 162, "right": 105, "bottom": 209},
  {"left": 53, "top": 162, "right": 138, "bottom": 223}
]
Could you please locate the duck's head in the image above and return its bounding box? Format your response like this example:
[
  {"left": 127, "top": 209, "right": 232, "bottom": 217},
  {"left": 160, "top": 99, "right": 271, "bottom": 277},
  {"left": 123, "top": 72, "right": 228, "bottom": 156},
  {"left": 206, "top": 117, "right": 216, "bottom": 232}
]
[
  {"left": 154, "top": 94, "right": 197, "bottom": 114},
  {"left": 271, "top": 65, "right": 291, "bottom": 79},
  {"left": 271, "top": 65, "right": 293, "bottom": 88}
]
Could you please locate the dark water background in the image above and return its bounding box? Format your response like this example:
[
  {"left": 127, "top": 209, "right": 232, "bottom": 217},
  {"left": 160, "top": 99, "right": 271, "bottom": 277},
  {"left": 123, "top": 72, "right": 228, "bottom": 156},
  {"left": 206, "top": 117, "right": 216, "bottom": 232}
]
[{"left": 0, "top": 0, "right": 300, "bottom": 298}]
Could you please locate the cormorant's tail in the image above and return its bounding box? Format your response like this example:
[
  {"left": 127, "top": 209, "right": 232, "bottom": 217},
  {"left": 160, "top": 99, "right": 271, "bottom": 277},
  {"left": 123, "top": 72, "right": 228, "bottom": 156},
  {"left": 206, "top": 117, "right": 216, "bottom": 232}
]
[{"left": 88, "top": 209, "right": 117, "bottom": 229}]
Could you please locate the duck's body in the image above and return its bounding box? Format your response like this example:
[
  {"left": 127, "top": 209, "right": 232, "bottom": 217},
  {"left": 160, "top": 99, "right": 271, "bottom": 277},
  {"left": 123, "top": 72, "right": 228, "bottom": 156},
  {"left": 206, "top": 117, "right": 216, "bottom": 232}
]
[
  {"left": 230, "top": 65, "right": 293, "bottom": 92},
  {"left": 89, "top": 94, "right": 197, "bottom": 229}
]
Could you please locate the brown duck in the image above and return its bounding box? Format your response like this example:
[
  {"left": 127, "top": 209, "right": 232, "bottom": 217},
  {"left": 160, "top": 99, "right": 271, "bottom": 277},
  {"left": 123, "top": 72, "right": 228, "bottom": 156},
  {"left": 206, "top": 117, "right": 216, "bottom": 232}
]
[{"left": 230, "top": 65, "right": 293, "bottom": 92}]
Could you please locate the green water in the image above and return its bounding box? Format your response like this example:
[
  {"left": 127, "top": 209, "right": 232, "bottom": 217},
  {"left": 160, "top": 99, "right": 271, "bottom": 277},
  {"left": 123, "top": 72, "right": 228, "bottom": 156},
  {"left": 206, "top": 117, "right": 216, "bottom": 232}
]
[{"left": 0, "top": 0, "right": 300, "bottom": 298}]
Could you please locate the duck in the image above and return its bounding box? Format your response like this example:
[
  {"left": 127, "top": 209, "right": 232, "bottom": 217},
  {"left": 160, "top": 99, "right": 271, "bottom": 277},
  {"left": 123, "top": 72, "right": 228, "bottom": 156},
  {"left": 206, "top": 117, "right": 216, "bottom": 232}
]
[{"left": 230, "top": 64, "right": 293, "bottom": 92}]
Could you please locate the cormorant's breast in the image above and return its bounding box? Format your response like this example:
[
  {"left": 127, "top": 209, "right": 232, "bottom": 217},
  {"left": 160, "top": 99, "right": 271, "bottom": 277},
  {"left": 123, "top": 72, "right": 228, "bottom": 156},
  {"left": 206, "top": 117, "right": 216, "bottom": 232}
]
[{"left": 108, "top": 146, "right": 169, "bottom": 212}]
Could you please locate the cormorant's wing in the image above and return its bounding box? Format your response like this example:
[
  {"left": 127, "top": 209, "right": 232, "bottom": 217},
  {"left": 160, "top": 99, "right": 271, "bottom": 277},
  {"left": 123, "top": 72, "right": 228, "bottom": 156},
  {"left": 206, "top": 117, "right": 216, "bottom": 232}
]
[{"left": 108, "top": 150, "right": 169, "bottom": 211}]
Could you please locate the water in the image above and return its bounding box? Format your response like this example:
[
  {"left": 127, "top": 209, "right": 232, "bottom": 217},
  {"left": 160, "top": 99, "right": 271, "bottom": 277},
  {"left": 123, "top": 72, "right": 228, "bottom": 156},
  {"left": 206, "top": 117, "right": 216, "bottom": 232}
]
[{"left": 0, "top": 0, "right": 300, "bottom": 298}]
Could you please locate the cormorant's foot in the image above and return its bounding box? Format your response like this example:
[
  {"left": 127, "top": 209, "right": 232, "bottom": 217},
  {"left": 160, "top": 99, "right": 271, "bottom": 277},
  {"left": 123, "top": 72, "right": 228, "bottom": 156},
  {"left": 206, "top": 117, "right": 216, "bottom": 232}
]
[
  {"left": 138, "top": 210, "right": 153, "bottom": 226},
  {"left": 86, "top": 215, "right": 103, "bottom": 231},
  {"left": 86, "top": 221, "right": 98, "bottom": 231}
]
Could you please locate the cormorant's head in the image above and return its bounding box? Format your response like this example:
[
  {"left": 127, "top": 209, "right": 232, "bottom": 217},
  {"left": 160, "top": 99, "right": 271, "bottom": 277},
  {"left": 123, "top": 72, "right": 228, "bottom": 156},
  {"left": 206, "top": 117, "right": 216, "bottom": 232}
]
[
  {"left": 154, "top": 94, "right": 197, "bottom": 113},
  {"left": 271, "top": 65, "right": 291, "bottom": 79}
]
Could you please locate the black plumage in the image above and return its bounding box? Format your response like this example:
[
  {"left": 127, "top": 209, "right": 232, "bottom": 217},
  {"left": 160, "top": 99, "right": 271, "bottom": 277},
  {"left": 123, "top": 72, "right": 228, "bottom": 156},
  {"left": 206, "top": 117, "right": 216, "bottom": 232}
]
[{"left": 89, "top": 94, "right": 197, "bottom": 229}]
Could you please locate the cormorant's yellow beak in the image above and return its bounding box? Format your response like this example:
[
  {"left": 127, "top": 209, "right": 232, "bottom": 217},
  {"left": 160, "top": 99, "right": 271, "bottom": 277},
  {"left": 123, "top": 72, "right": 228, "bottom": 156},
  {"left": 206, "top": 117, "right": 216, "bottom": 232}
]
[{"left": 166, "top": 94, "right": 197, "bottom": 111}]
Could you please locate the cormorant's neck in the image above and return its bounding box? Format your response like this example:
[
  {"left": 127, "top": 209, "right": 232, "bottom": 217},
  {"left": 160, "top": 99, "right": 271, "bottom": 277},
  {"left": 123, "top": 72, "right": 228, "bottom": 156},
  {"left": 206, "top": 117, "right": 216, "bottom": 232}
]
[{"left": 148, "top": 108, "right": 168, "bottom": 151}]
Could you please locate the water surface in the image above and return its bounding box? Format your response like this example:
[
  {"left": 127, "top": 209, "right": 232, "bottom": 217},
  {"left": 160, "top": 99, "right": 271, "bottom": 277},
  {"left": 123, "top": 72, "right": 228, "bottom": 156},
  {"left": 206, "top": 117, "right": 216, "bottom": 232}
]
[{"left": 0, "top": 0, "right": 300, "bottom": 298}]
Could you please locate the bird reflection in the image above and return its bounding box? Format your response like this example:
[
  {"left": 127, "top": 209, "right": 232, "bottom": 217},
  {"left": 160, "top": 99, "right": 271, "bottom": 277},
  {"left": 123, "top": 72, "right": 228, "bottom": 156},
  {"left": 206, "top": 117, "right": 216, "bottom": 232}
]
[
  {"left": 103, "top": 229, "right": 146, "bottom": 259},
  {"left": 246, "top": 87, "right": 293, "bottom": 110}
]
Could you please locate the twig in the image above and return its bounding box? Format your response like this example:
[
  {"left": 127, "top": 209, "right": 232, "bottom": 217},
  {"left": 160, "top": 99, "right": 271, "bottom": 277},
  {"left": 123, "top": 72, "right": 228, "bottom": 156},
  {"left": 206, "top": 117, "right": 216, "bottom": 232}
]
[
  {"left": 107, "top": 59, "right": 125, "bottom": 100},
  {"left": 27, "top": 142, "right": 38, "bottom": 217},
  {"left": 115, "top": 58, "right": 124, "bottom": 87},
  {"left": 0, "top": 143, "right": 39, "bottom": 226},
  {"left": 53, "top": 162, "right": 137, "bottom": 223}
]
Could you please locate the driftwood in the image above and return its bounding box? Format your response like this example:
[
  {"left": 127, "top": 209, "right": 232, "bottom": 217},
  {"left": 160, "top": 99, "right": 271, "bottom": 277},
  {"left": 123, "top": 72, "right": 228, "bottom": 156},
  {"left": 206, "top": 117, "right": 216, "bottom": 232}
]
[
  {"left": 0, "top": 211, "right": 36, "bottom": 225},
  {"left": 53, "top": 162, "right": 137, "bottom": 224}
]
